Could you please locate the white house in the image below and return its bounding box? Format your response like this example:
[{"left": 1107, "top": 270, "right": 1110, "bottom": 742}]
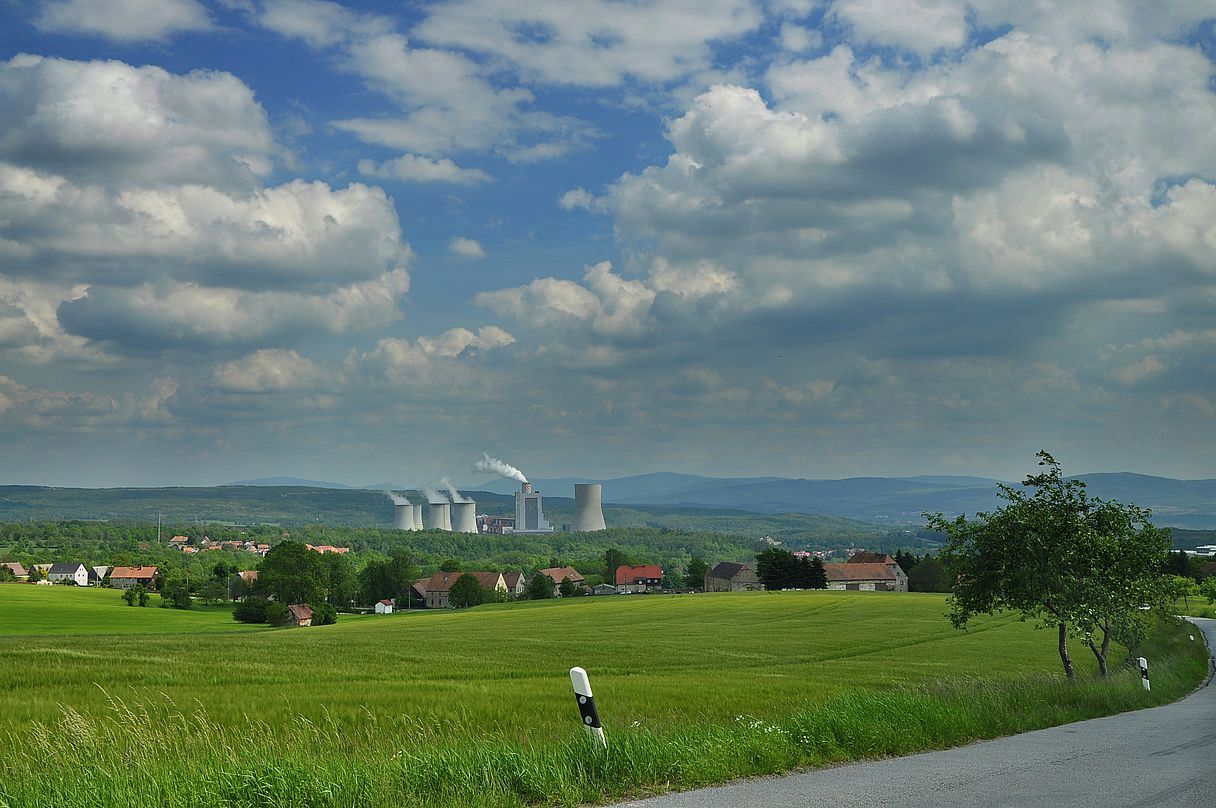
[
  {"left": 47, "top": 562, "right": 88, "bottom": 586},
  {"left": 375, "top": 599, "right": 394, "bottom": 614}
]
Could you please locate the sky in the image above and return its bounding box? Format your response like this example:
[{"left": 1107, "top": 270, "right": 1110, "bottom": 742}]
[{"left": 0, "top": 0, "right": 1214, "bottom": 488}]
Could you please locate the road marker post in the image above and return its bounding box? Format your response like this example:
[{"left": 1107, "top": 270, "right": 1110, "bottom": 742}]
[
  {"left": 570, "top": 666, "right": 607, "bottom": 749},
  {"left": 1137, "top": 657, "right": 1150, "bottom": 690}
]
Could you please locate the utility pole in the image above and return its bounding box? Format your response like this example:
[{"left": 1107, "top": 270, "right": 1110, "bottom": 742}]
[{"left": 157, "top": 510, "right": 162, "bottom": 544}]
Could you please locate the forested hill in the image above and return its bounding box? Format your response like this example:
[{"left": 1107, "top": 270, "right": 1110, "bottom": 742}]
[{"left": 0, "top": 485, "right": 893, "bottom": 549}]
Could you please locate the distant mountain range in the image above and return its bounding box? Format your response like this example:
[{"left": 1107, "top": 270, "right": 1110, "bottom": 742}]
[{"left": 454, "top": 471, "right": 1216, "bottom": 530}]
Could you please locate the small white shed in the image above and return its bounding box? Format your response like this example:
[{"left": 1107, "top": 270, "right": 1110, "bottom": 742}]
[{"left": 374, "top": 599, "right": 394, "bottom": 614}]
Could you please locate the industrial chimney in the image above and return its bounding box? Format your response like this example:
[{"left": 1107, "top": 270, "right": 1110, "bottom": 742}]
[
  {"left": 393, "top": 502, "right": 416, "bottom": 531},
  {"left": 452, "top": 501, "right": 477, "bottom": 533},
  {"left": 411, "top": 503, "right": 424, "bottom": 531},
  {"left": 572, "top": 483, "right": 606, "bottom": 532},
  {"left": 427, "top": 501, "right": 452, "bottom": 531}
]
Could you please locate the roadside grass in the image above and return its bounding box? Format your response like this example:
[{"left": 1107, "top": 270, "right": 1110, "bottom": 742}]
[
  {"left": 1173, "top": 597, "right": 1216, "bottom": 619},
  {"left": 0, "top": 589, "right": 1207, "bottom": 807}
]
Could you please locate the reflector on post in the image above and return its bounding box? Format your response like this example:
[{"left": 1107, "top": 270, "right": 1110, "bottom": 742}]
[{"left": 569, "top": 666, "right": 607, "bottom": 748}]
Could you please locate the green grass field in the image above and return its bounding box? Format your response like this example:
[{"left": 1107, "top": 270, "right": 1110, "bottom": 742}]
[{"left": 0, "top": 585, "right": 1207, "bottom": 807}]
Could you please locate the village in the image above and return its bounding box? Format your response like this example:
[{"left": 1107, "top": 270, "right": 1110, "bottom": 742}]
[{"left": 1, "top": 542, "right": 910, "bottom": 627}]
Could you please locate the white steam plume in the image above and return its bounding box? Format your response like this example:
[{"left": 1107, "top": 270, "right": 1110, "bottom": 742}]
[
  {"left": 423, "top": 486, "right": 445, "bottom": 504},
  {"left": 474, "top": 453, "right": 527, "bottom": 483},
  {"left": 383, "top": 486, "right": 411, "bottom": 506},
  {"left": 440, "top": 476, "right": 470, "bottom": 503}
]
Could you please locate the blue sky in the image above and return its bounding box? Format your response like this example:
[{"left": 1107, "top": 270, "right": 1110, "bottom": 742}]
[{"left": 0, "top": 0, "right": 1214, "bottom": 488}]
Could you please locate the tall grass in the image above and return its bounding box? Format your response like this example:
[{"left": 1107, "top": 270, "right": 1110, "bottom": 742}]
[{"left": 0, "top": 617, "right": 1205, "bottom": 808}]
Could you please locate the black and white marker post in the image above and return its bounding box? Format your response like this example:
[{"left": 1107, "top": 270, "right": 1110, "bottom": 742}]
[
  {"left": 1138, "top": 656, "right": 1150, "bottom": 691},
  {"left": 570, "top": 666, "right": 607, "bottom": 749}
]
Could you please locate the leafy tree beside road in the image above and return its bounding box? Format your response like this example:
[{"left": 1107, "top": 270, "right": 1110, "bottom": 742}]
[
  {"left": 685, "top": 556, "right": 708, "bottom": 590},
  {"left": 930, "top": 451, "right": 1171, "bottom": 679}
]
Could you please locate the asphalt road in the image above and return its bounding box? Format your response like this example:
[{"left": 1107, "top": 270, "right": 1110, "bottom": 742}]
[{"left": 618, "top": 617, "right": 1216, "bottom": 808}]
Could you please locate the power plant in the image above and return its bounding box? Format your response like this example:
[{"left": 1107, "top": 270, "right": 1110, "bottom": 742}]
[
  {"left": 392, "top": 501, "right": 416, "bottom": 530},
  {"left": 452, "top": 501, "right": 477, "bottom": 533},
  {"left": 427, "top": 500, "right": 452, "bottom": 531},
  {"left": 572, "top": 483, "right": 606, "bottom": 532},
  {"left": 514, "top": 481, "right": 554, "bottom": 534},
  {"left": 412, "top": 503, "right": 423, "bottom": 530}
]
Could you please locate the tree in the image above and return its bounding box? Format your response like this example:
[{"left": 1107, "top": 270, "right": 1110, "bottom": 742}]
[
  {"left": 894, "top": 550, "right": 920, "bottom": 573},
  {"left": 311, "top": 602, "right": 338, "bottom": 625},
  {"left": 526, "top": 571, "right": 554, "bottom": 600},
  {"left": 439, "top": 558, "right": 462, "bottom": 572},
  {"left": 320, "top": 552, "right": 357, "bottom": 607},
  {"left": 233, "top": 597, "right": 268, "bottom": 623},
  {"left": 0, "top": 566, "right": 13, "bottom": 582},
  {"left": 1163, "top": 550, "right": 1192, "bottom": 578},
  {"left": 1171, "top": 575, "right": 1199, "bottom": 610},
  {"left": 756, "top": 548, "right": 797, "bottom": 590},
  {"left": 930, "top": 451, "right": 1171, "bottom": 679},
  {"left": 265, "top": 602, "right": 290, "bottom": 626},
  {"left": 806, "top": 557, "right": 828, "bottom": 590},
  {"left": 685, "top": 556, "right": 708, "bottom": 590},
  {"left": 558, "top": 576, "right": 577, "bottom": 597},
  {"left": 257, "top": 542, "right": 323, "bottom": 606},
  {"left": 27, "top": 566, "right": 43, "bottom": 583},
  {"left": 603, "top": 548, "right": 627, "bottom": 581},
  {"left": 449, "top": 573, "right": 485, "bottom": 608},
  {"left": 907, "top": 558, "right": 952, "bottom": 592},
  {"left": 198, "top": 578, "right": 229, "bottom": 606},
  {"left": 358, "top": 552, "right": 419, "bottom": 606},
  {"left": 1202, "top": 575, "right": 1216, "bottom": 605},
  {"left": 122, "top": 587, "right": 137, "bottom": 606},
  {"left": 159, "top": 575, "right": 192, "bottom": 609}
]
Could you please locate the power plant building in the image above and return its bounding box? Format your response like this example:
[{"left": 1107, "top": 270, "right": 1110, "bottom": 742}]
[
  {"left": 427, "top": 501, "right": 452, "bottom": 531},
  {"left": 411, "top": 504, "right": 424, "bottom": 530},
  {"left": 393, "top": 502, "right": 416, "bottom": 531},
  {"left": 514, "top": 482, "right": 553, "bottom": 534},
  {"left": 452, "top": 501, "right": 477, "bottom": 533},
  {"left": 572, "top": 483, "right": 606, "bottom": 532}
]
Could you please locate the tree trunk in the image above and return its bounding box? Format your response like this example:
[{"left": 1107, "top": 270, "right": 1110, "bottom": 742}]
[
  {"left": 1086, "top": 638, "right": 1108, "bottom": 676},
  {"left": 1058, "top": 622, "right": 1075, "bottom": 680}
]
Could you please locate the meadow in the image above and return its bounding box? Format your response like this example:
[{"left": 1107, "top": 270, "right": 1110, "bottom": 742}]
[{"left": 0, "top": 585, "right": 1208, "bottom": 807}]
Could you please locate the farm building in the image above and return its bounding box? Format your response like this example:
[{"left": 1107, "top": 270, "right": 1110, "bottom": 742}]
[
  {"left": 2, "top": 562, "right": 28, "bottom": 580},
  {"left": 47, "top": 562, "right": 88, "bottom": 586},
  {"left": 591, "top": 583, "right": 618, "bottom": 596},
  {"left": 306, "top": 544, "right": 350, "bottom": 554},
  {"left": 824, "top": 555, "right": 908, "bottom": 591},
  {"left": 229, "top": 571, "right": 258, "bottom": 599},
  {"left": 375, "top": 599, "right": 394, "bottom": 614},
  {"left": 704, "top": 562, "right": 763, "bottom": 592},
  {"left": 501, "top": 571, "right": 527, "bottom": 598},
  {"left": 616, "top": 564, "right": 663, "bottom": 594},
  {"left": 421, "top": 571, "right": 508, "bottom": 608},
  {"left": 287, "top": 604, "right": 313, "bottom": 627},
  {"left": 109, "top": 566, "right": 161, "bottom": 590},
  {"left": 537, "top": 566, "right": 584, "bottom": 595},
  {"left": 88, "top": 566, "right": 110, "bottom": 586}
]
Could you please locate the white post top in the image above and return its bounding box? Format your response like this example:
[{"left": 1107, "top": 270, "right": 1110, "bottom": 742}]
[{"left": 570, "top": 666, "right": 593, "bottom": 697}]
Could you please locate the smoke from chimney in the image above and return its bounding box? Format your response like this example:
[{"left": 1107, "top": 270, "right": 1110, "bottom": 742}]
[
  {"left": 474, "top": 453, "right": 527, "bottom": 483},
  {"left": 441, "top": 476, "right": 470, "bottom": 503},
  {"left": 383, "top": 487, "right": 411, "bottom": 506}
]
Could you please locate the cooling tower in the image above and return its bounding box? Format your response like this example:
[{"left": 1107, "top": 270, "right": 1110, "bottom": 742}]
[
  {"left": 452, "top": 501, "right": 477, "bottom": 533},
  {"left": 572, "top": 483, "right": 607, "bottom": 532},
  {"left": 411, "top": 504, "right": 424, "bottom": 530},
  {"left": 393, "top": 503, "right": 415, "bottom": 531},
  {"left": 427, "top": 501, "right": 451, "bottom": 531}
]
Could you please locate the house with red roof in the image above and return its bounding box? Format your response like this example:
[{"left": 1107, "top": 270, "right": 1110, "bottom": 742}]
[
  {"left": 109, "top": 566, "right": 161, "bottom": 590},
  {"left": 374, "top": 599, "right": 394, "bottom": 614},
  {"left": 421, "top": 571, "right": 508, "bottom": 608},
  {"left": 825, "top": 555, "right": 908, "bottom": 591},
  {"left": 615, "top": 564, "right": 663, "bottom": 594},
  {"left": 501, "top": 570, "right": 527, "bottom": 598},
  {"left": 537, "top": 566, "right": 584, "bottom": 595},
  {"left": 287, "top": 604, "right": 313, "bottom": 627}
]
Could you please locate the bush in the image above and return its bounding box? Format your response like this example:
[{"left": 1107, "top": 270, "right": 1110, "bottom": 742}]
[
  {"left": 312, "top": 602, "right": 337, "bottom": 625},
  {"left": 232, "top": 598, "right": 268, "bottom": 624},
  {"left": 265, "top": 602, "right": 290, "bottom": 626}
]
